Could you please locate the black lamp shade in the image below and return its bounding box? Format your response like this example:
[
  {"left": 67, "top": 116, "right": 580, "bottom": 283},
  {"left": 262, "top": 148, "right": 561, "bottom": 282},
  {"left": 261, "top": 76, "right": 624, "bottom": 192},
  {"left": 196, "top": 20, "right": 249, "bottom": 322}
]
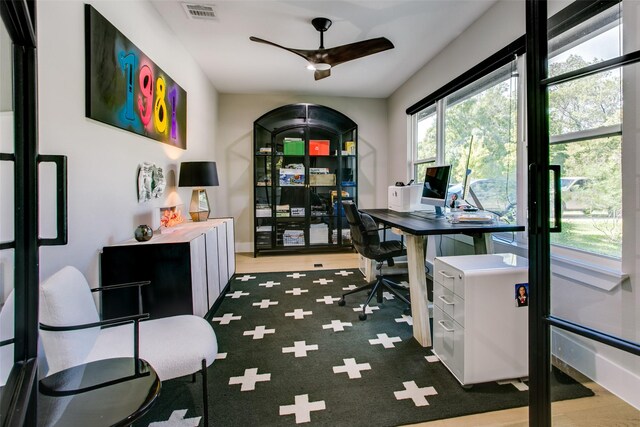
[{"left": 178, "top": 161, "right": 219, "bottom": 187}]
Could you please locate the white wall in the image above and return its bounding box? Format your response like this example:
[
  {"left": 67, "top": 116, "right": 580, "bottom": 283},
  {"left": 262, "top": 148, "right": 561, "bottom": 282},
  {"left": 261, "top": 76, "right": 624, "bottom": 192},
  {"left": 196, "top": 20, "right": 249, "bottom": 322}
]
[
  {"left": 36, "top": 0, "right": 219, "bottom": 285},
  {"left": 386, "top": 0, "right": 638, "bottom": 408},
  {"left": 216, "top": 93, "right": 387, "bottom": 252}
]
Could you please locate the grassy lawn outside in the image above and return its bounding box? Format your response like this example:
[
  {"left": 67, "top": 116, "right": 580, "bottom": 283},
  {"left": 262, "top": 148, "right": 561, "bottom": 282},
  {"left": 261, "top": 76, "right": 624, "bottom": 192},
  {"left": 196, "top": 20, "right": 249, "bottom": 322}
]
[{"left": 550, "top": 213, "right": 621, "bottom": 258}]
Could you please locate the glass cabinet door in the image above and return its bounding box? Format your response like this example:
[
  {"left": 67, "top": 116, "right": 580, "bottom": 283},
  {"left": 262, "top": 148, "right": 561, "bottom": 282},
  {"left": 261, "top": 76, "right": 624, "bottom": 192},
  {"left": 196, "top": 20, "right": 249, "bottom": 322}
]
[
  {"left": 275, "top": 128, "right": 306, "bottom": 249},
  {"left": 308, "top": 127, "right": 338, "bottom": 247}
]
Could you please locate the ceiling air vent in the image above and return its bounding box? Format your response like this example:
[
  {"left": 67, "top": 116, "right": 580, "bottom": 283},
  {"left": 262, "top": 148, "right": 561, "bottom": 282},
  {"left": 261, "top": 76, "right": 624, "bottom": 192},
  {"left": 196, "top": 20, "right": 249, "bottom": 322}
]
[{"left": 181, "top": 3, "right": 216, "bottom": 20}]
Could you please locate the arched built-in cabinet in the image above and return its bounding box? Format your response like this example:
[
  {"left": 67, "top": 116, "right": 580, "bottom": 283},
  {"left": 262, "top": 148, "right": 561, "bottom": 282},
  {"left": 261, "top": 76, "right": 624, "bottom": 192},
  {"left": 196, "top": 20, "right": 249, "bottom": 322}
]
[{"left": 253, "top": 104, "right": 357, "bottom": 256}]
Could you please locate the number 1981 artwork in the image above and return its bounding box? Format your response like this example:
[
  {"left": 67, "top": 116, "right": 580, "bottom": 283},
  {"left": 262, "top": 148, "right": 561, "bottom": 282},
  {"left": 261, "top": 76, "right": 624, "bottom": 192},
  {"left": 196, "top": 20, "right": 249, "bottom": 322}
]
[{"left": 85, "top": 5, "right": 187, "bottom": 149}]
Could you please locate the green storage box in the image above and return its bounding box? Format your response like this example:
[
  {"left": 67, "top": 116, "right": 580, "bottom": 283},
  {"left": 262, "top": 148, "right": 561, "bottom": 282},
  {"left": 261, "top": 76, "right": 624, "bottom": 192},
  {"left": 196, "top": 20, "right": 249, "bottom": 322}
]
[{"left": 283, "top": 138, "right": 304, "bottom": 155}]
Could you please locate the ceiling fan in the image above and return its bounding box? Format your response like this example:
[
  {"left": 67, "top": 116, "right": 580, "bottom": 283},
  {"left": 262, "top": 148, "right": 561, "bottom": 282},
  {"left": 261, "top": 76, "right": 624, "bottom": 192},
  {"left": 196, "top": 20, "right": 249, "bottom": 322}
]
[{"left": 249, "top": 17, "right": 394, "bottom": 81}]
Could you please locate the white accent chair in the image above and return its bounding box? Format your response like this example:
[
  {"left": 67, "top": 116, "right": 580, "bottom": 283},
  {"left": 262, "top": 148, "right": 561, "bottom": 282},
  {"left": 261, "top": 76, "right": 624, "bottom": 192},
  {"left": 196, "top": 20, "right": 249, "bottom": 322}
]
[{"left": 39, "top": 266, "right": 218, "bottom": 426}]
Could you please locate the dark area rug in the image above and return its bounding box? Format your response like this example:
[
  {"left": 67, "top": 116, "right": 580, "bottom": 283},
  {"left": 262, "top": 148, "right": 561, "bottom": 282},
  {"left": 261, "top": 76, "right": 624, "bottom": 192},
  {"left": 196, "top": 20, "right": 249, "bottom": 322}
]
[{"left": 136, "top": 269, "right": 593, "bottom": 426}]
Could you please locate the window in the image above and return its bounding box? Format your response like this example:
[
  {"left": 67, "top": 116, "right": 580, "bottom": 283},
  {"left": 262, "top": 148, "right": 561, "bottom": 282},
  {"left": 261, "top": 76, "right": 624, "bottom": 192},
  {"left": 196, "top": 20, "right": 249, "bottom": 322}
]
[
  {"left": 548, "top": 4, "right": 622, "bottom": 259},
  {"left": 411, "top": 58, "right": 520, "bottom": 223},
  {"left": 413, "top": 104, "right": 437, "bottom": 183}
]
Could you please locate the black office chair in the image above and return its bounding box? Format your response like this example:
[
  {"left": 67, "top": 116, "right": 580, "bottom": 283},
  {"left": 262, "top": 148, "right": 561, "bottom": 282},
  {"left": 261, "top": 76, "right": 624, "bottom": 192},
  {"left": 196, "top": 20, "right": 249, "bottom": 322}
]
[{"left": 338, "top": 201, "right": 411, "bottom": 320}]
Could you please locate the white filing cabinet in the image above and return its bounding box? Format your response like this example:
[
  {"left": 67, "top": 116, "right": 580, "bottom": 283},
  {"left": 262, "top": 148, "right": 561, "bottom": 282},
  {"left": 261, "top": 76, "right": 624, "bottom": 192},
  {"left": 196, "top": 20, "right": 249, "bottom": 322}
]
[{"left": 433, "top": 254, "right": 528, "bottom": 386}]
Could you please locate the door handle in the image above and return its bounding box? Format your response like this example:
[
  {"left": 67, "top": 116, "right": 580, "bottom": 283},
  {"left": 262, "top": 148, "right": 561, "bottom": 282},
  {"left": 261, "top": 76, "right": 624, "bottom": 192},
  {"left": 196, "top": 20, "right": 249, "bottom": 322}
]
[
  {"left": 38, "top": 155, "right": 68, "bottom": 246},
  {"left": 550, "top": 165, "right": 561, "bottom": 233}
]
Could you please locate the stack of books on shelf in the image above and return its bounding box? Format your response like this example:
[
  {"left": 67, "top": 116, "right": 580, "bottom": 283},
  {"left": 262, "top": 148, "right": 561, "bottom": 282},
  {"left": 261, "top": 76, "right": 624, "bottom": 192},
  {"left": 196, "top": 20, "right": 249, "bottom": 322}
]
[
  {"left": 309, "top": 223, "right": 329, "bottom": 244},
  {"left": 276, "top": 205, "right": 290, "bottom": 217},
  {"left": 309, "top": 168, "right": 336, "bottom": 186},
  {"left": 256, "top": 204, "right": 272, "bottom": 217},
  {"left": 256, "top": 226, "right": 272, "bottom": 246},
  {"left": 291, "top": 207, "right": 305, "bottom": 217}
]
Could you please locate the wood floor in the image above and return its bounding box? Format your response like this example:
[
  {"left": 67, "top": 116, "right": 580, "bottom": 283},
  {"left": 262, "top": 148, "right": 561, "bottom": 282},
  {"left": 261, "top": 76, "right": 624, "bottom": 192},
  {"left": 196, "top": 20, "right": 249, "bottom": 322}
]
[{"left": 236, "top": 252, "right": 639, "bottom": 426}]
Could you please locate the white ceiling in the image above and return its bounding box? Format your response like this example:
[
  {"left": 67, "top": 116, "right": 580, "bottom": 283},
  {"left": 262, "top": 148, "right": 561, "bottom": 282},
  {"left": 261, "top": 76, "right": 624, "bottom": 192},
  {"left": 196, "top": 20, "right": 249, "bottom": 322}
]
[{"left": 151, "top": 0, "right": 497, "bottom": 98}]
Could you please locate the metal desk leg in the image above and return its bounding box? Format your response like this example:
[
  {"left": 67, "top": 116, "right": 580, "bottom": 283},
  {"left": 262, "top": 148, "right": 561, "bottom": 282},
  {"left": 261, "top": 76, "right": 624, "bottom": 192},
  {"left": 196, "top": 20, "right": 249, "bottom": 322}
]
[{"left": 406, "top": 233, "right": 431, "bottom": 347}]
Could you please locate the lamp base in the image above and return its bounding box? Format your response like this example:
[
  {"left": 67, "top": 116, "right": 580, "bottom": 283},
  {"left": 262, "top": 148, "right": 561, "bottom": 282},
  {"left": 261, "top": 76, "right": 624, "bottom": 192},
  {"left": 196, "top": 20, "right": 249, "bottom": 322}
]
[
  {"left": 189, "top": 189, "right": 211, "bottom": 222},
  {"left": 190, "top": 211, "right": 210, "bottom": 222}
]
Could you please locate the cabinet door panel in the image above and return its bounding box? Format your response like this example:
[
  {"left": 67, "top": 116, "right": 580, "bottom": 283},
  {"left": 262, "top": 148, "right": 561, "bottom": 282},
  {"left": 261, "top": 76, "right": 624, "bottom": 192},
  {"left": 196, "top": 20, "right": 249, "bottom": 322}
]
[
  {"left": 205, "top": 228, "right": 220, "bottom": 308},
  {"left": 101, "top": 244, "right": 193, "bottom": 319},
  {"left": 190, "top": 235, "right": 208, "bottom": 317},
  {"left": 217, "top": 222, "right": 229, "bottom": 285},
  {"left": 226, "top": 218, "right": 235, "bottom": 279}
]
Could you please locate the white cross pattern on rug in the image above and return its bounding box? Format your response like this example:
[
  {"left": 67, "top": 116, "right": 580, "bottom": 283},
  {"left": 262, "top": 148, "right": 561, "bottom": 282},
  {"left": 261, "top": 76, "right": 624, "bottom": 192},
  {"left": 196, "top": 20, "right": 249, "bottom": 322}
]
[
  {"left": 216, "top": 353, "right": 227, "bottom": 360},
  {"left": 286, "top": 272, "right": 307, "bottom": 279},
  {"left": 498, "top": 379, "right": 529, "bottom": 391},
  {"left": 285, "top": 288, "right": 309, "bottom": 296},
  {"left": 259, "top": 280, "right": 281, "bottom": 288},
  {"left": 229, "top": 368, "right": 271, "bottom": 391},
  {"left": 226, "top": 290, "right": 250, "bottom": 299},
  {"left": 236, "top": 275, "right": 256, "bottom": 282},
  {"left": 334, "top": 270, "right": 354, "bottom": 276},
  {"left": 313, "top": 278, "right": 333, "bottom": 285},
  {"left": 315, "top": 295, "right": 341, "bottom": 305},
  {"left": 332, "top": 358, "right": 372, "bottom": 379},
  {"left": 383, "top": 291, "right": 395, "bottom": 300},
  {"left": 342, "top": 284, "right": 358, "bottom": 291},
  {"left": 322, "top": 319, "right": 352, "bottom": 332},
  {"left": 282, "top": 340, "right": 319, "bottom": 357},
  {"left": 148, "top": 409, "right": 201, "bottom": 427},
  {"left": 395, "top": 314, "right": 413, "bottom": 326},
  {"left": 279, "top": 394, "right": 326, "bottom": 424},
  {"left": 243, "top": 325, "right": 276, "bottom": 340},
  {"left": 398, "top": 280, "right": 410, "bottom": 288},
  {"left": 369, "top": 333, "right": 402, "bottom": 348},
  {"left": 285, "top": 309, "right": 313, "bottom": 319},
  {"left": 252, "top": 299, "right": 279, "bottom": 309},
  {"left": 211, "top": 313, "right": 242, "bottom": 325},
  {"left": 425, "top": 354, "right": 439, "bottom": 363},
  {"left": 394, "top": 381, "right": 438, "bottom": 407},
  {"left": 353, "top": 304, "right": 380, "bottom": 314}
]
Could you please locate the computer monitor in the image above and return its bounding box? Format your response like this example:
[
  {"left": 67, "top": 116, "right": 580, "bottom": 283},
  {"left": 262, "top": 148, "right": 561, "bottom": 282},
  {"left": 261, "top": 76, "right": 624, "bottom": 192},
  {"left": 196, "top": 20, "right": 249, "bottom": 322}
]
[{"left": 421, "top": 165, "right": 451, "bottom": 217}]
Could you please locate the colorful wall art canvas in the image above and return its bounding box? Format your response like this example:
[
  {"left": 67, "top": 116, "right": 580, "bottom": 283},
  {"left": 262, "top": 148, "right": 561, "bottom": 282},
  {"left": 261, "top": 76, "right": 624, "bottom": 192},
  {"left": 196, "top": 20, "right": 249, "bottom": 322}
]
[{"left": 85, "top": 5, "right": 187, "bottom": 149}]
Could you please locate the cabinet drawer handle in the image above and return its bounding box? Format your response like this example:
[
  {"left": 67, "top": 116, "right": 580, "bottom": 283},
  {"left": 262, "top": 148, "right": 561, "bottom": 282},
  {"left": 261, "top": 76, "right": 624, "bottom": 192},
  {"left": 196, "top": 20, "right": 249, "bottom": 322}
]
[
  {"left": 438, "top": 270, "right": 454, "bottom": 280},
  {"left": 438, "top": 320, "right": 455, "bottom": 332},
  {"left": 438, "top": 295, "right": 455, "bottom": 305}
]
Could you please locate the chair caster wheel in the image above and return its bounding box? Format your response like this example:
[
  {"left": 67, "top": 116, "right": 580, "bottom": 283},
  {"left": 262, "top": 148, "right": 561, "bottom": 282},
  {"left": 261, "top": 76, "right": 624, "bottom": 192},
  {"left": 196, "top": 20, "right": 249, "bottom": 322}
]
[
  {"left": 338, "top": 299, "right": 346, "bottom": 306},
  {"left": 359, "top": 313, "right": 367, "bottom": 321}
]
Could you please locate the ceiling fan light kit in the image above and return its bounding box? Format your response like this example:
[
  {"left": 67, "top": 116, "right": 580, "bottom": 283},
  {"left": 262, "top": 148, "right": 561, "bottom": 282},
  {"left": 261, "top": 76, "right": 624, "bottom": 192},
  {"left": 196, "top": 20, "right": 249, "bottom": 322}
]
[{"left": 250, "top": 16, "right": 394, "bottom": 80}]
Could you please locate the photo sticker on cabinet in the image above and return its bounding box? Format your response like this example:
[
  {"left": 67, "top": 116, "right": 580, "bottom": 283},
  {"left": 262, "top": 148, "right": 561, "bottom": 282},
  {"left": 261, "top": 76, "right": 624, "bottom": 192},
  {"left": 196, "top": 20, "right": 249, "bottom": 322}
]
[{"left": 515, "top": 283, "right": 529, "bottom": 307}]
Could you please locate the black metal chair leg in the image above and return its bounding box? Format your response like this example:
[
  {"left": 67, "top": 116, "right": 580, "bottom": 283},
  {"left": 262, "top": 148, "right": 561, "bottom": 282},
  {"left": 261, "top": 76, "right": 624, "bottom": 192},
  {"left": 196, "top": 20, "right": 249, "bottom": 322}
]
[
  {"left": 341, "top": 281, "right": 375, "bottom": 298},
  {"left": 381, "top": 280, "right": 411, "bottom": 306},
  {"left": 202, "top": 359, "right": 209, "bottom": 427}
]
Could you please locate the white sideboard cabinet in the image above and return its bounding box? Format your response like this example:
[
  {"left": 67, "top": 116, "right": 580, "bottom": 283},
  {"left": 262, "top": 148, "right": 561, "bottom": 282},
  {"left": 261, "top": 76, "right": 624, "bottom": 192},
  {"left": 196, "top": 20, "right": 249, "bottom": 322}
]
[
  {"left": 433, "top": 253, "right": 528, "bottom": 386},
  {"left": 101, "top": 218, "right": 235, "bottom": 319}
]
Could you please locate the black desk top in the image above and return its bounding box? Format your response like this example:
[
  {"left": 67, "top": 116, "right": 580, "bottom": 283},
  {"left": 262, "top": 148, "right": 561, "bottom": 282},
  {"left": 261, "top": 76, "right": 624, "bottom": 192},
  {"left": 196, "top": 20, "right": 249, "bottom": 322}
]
[{"left": 361, "top": 209, "right": 525, "bottom": 236}]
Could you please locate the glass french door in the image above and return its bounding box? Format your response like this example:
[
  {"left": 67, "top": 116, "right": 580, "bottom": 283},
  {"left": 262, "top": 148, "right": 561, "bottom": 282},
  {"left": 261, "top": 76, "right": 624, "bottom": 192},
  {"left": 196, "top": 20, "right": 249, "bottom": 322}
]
[{"left": 527, "top": 1, "right": 640, "bottom": 425}]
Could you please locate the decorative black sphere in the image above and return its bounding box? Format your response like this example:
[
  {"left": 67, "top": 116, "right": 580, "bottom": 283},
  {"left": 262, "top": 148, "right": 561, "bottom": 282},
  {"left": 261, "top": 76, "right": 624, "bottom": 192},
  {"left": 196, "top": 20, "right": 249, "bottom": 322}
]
[{"left": 134, "top": 225, "right": 153, "bottom": 242}]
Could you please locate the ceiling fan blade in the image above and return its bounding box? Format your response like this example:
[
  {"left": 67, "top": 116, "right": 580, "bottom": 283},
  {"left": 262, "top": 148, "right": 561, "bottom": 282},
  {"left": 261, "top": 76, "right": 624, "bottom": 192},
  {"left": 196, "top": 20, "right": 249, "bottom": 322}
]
[
  {"left": 323, "top": 37, "right": 394, "bottom": 67},
  {"left": 314, "top": 69, "right": 331, "bottom": 80},
  {"left": 249, "top": 36, "right": 316, "bottom": 63}
]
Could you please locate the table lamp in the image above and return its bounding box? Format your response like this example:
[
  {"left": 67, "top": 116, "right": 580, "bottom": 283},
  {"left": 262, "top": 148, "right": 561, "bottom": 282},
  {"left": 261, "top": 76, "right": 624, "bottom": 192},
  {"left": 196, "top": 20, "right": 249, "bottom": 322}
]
[{"left": 178, "top": 161, "right": 219, "bottom": 222}]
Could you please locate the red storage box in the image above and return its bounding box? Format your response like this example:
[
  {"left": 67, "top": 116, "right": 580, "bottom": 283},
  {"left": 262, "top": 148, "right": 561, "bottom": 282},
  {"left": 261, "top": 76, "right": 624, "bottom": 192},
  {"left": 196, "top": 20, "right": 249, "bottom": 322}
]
[{"left": 309, "top": 140, "right": 330, "bottom": 156}]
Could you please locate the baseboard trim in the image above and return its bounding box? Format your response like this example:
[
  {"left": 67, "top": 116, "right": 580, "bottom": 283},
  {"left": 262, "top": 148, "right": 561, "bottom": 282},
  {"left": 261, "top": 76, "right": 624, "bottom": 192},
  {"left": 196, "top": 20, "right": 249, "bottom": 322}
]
[{"left": 552, "top": 329, "right": 640, "bottom": 409}]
